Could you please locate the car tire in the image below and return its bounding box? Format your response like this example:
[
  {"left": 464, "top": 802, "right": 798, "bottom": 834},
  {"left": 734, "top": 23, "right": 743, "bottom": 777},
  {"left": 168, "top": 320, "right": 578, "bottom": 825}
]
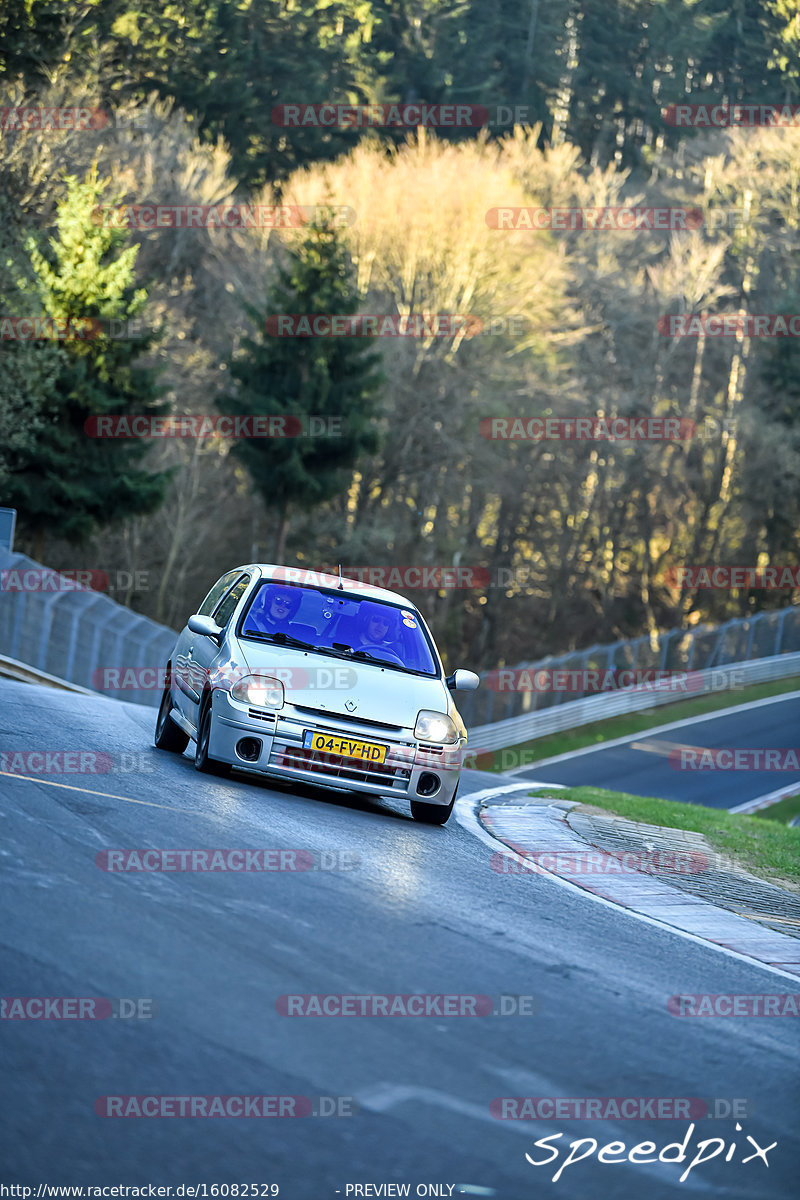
[
  {"left": 154, "top": 679, "right": 190, "bottom": 753},
  {"left": 410, "top": 796, "right": 455, "bottom": 825},
  {"left": 194, "top": 702, "right": 231, "bottom": 777}
]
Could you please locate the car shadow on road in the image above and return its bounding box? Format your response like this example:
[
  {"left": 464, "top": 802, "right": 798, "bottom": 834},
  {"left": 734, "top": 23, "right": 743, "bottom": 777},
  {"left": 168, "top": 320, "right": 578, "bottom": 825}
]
[{"left": 161, "top": 744, "right": 415, "bottom": 824}]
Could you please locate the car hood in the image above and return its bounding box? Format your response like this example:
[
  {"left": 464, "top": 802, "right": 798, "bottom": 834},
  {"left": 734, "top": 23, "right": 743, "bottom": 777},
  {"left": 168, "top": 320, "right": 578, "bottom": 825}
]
[{"left": 235, "top": 640, "right": 449, "bottom": 729}]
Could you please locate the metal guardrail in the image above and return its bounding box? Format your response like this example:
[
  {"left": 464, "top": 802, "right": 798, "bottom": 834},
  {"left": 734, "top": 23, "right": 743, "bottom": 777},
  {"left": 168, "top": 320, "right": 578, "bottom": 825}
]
[
  {"left": 458, "top": 606, "right": 800, "bottom": 730},
  {"left": 0, "top": 550, "right": 177, "bottom": 708},
  {"left": 0, "top": 653, "right": 97, "bottom": 694},
  {"left": 2, "top": 547, "right": 797, "bottom": 738},
  {"left": 465, "top": 652, "right": 800, "bottom": 752}
]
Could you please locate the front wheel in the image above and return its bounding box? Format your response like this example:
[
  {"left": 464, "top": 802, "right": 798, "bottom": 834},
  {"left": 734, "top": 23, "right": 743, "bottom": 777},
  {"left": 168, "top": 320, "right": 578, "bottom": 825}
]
[
  {"left": 154, "top": 680, "right": 189, "bottom": 753},
  {"left": 410, "top": 797, "right": 455, "bottom": 825},
  {"left": 194, "top": 704, "right": 231, "bottom": 777}
]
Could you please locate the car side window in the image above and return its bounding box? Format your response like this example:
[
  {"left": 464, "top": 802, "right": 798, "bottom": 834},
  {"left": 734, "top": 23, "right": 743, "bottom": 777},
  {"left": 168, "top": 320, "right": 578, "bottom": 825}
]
[
  {"left": 197, "top": 570, "right": 241, "bottom": 617},
  {"left": 213, "top": 575, "right": 250, "bottom": 627}
]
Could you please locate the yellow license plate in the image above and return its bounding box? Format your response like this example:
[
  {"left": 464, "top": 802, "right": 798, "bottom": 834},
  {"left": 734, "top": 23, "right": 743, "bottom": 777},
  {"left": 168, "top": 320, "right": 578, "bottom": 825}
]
[{"left": 303, "top": 730, "right": 387, "bottom": 763}]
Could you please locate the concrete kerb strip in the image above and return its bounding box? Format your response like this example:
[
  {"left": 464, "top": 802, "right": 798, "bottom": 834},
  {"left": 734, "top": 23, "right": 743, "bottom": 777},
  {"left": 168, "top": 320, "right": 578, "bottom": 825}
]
[
  {"left": 455, "top": 782, "right": 800, "bottom": 981},
  {"left": 731, "top": 780, "right": 800, "bottom": 815}
]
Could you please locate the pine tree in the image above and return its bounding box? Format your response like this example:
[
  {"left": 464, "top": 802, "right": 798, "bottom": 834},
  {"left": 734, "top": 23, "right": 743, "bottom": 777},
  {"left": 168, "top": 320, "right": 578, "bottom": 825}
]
[
  {"left": 218, "top": 219, "right": 382, "bottom": 561},
  {"left": 4, "top": 166, "right": 170, "bottom": 556},
  {"left": 0, "top": 196, "right": 61, "bottom": 498}
]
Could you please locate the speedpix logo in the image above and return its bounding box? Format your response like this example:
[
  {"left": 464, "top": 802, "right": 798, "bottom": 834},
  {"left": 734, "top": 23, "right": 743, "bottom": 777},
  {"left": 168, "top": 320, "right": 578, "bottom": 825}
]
[{"left": 523, "top": 1122, "right": 776, "bottom": 1184}]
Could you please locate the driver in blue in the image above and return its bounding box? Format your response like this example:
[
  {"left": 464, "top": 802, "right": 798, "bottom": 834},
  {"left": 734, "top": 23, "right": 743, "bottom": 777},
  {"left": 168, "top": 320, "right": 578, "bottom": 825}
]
[
  {"left": 354, "top": 603, "right": 401, "bottom": 651},
  {"left": 247, "top": 585, "right": 302, "bottom": 635}
]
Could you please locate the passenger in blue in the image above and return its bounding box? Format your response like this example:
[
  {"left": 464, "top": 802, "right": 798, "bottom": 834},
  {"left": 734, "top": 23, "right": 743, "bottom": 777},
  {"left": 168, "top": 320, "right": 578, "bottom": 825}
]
[{"left": 247, "top": 586, "right": 302, "bottom": 635}]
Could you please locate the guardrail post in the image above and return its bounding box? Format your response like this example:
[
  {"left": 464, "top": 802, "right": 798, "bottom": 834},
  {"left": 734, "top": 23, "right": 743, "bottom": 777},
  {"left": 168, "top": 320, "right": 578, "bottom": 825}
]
[
  {"left": 8, "top": 590, "right": 27, "bottom": 660},
  {"left": 63, "top": 593, "right": 105, "bottom": 682},
  {"left": 35, "top": 590, "right": 64, "bottom": 671},
  {"left": 85, "top": 608, "right": 122, "bottom": 690},
  {"left": 744, "top": 616, "right": 757, "bottom": 660}
]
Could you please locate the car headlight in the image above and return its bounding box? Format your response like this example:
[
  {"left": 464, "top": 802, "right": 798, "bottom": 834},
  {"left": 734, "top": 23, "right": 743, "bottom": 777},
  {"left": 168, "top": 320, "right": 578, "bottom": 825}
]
[
  {"left": 231, "top": 674, "right": 284, "bottom": 709},
  {"left": 415, "top": 709, "right": 458, "bottom": 744}
]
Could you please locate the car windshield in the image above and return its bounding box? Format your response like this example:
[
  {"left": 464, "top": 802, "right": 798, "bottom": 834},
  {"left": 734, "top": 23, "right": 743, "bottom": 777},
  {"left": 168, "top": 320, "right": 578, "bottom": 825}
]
[{"left": 238, "top": 582, "right": 439, "bottom": 676}]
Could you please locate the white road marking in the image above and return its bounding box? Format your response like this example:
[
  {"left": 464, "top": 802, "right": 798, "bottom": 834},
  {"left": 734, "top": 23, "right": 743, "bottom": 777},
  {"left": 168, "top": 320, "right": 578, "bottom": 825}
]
[
  {"left": 356, "top": 1082, "right": 713, "bottom": 1190},
  {"left": 730, "top": 780, "right": 800, "bottom": 814},
  {"left": 630, "top": 738, "right": 706, "bottom": 758},
  {"left": 503, "top": 689, "right": 800, "bottom": 775},
  {"left": 0, "top": 770, "right": 176, "bottom": 809}
]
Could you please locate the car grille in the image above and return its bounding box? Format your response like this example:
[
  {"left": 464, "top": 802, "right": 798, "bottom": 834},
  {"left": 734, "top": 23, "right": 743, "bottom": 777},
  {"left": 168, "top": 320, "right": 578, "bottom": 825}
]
[
  {"left": 271, "top": 745, "right": 409, "bottom": 789},
  {"left": 291, "top": 704, "right": 404, "bottom": 733},
  {"left": 248, "top": 708, "right": 277, "bottom": 723}
]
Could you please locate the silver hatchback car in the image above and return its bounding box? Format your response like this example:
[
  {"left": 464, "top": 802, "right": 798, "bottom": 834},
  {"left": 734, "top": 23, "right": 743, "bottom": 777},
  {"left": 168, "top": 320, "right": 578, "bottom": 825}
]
[{"left": 154, "top": 565, "right": 479, "bottom": 824}]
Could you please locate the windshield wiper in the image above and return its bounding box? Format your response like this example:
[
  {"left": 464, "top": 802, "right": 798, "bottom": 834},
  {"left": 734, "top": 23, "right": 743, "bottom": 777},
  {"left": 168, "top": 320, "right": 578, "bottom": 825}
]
[{"left": 242, "top": 631, "right": 317, "bottom": 651}]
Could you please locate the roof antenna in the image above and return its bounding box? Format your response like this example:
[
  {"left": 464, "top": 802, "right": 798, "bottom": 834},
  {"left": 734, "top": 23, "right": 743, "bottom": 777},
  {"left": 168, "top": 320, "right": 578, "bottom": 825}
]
[{"left": 338, "top": 563, "right": 344, "bottom": 590}]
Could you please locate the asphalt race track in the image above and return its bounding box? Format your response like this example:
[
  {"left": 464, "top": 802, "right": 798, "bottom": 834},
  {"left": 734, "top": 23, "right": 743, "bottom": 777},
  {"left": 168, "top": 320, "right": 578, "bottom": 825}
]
[
  {"left": 1, "top": 680, "right": 798, "bottom": 1198},
  {"left": 508, "top": 693, "right": 800, "bottom": 808}
]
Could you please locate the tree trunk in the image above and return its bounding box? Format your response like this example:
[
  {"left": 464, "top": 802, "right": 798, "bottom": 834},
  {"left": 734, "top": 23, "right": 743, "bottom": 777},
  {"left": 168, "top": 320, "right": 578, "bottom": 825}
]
[
  {"left": 274, "top": 501, "right": 290, "bottom": 563},
  {"left": 521, "top": 0, "right": 541, "bottom": 96},
  {"left": 32, "top": 528, "right": 46, "bottom": 564}
]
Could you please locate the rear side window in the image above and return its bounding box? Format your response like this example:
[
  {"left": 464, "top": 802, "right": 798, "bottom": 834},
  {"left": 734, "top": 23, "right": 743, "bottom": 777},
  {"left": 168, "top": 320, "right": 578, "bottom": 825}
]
[
  {"left": 213, "top": 575, "right": 251, "bottom": 627},
  {"left": 197, "top": 570, "right": 241, "bottom": 616}
]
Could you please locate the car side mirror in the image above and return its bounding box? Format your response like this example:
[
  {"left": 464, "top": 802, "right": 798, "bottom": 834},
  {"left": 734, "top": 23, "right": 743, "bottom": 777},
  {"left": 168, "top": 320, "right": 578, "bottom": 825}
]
[
  {"left": 188, "top": 614, "right": 223, "bottom": 644},
  {"left": 447, "top": 669, "right": 480, "bottom": 691}
]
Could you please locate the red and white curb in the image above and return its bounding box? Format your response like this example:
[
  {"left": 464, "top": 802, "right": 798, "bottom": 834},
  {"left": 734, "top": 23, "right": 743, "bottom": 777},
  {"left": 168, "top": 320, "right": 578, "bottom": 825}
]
[{"left": 455, "top": 783, "right": 800, "bottom": 981}]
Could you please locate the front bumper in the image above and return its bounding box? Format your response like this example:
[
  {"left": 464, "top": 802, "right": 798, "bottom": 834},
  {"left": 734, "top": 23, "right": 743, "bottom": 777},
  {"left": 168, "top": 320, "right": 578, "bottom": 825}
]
[{"left": 207, "top": 689, "right": 463, "bottom": 806}]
